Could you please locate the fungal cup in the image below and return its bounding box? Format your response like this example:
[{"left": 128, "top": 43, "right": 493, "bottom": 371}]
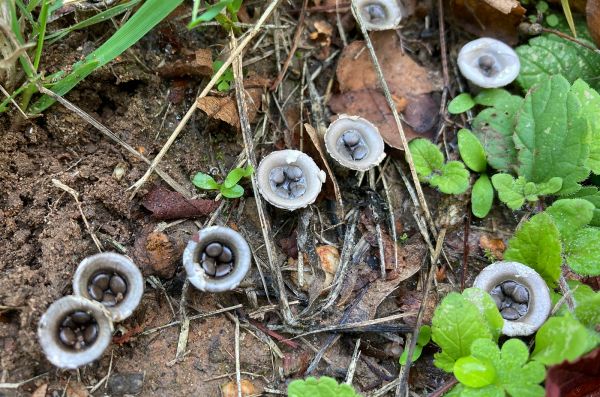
[
  {"left": 457, "top": 37, "right": 520, "bottom": 88},
  {"left": 354, "top": 0, "right": 404, "bottom": 31}
]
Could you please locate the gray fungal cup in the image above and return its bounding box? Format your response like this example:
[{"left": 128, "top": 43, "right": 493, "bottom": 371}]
[
  {"left": 325, "top": 115, "right": 386, "bottom": 171},
  {"left": 73, "top": 252, "right": 144, "bottom": 322},
  {"left": 257, "top": 150, "right": 326, "bottom": 210},
  {"left": 353, "top": 0, "right": 403, "bottom": 31},
  {"left": 457, "top": 37, "right": 520, "bottom": 88},
  {"left": 183, "top": 226, "right": 252, "bottom": 292},
  {"left": 38, "top": 295, "right": 113, "bottom": 369},
  {"left": 473, "top": 261, "right": 551, "bottom": 336}
]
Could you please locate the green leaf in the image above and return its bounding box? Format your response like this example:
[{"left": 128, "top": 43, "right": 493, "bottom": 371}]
[
  {"left": 532, "top": 314, "right": 591, "bottom": 365},
  {"left": 287, "top": 376, "right": 361, "bottom": 397},
  {"left": 399, "top": 325, "right": 431, "bottom": 365},
  {"left": 458, "top": 129, "right": 487, "bottom": 173},
  {"left": 462, "top": 288, "right": 504, "bottom": 342},
  {"left": 474, "top": 89, "right": 513, "bottom": 107},
  {"left": 516, "top": 33, "right": 600, "bottom": 91},
  {"left": 192, "top": 173, "right": 220, "bottom": 190},
  {"left": 535, "top": 177, "right": 563, "bottom": 195},
  {"left": 472, "top": 93, "right": 522, "bottom": 172},
  {"left": 570, "top": 79, "right": 600, "bottom": 174},
  {"left": 471, "top": 174, "right": 494, "bottom": 218},
  {"left": 567, "top": 280, "right": 600, "bottom": 328},
  {"left": 504, "top": 212, "right": 562, "bottom": 286},
  {"left": 408, "top": 138, "right": 444, "bottom": 179},
  {"left": 448, "top": 93, "right": 475, "bottom": 114},
  {"left": 220, "top": 184, "right": 244, "bottom": 198},
  {"left": 570, "top": 187, "right": 600, "bottom": 226},
  {"left": 546, "top": 199, "right": 594, "bottom": 239},
  {"left": 513, "top": 75, "right": 590, "bottom": 195},
  {"left": 223, "top": 165, "right": 254, "bottom": 188},
  {"left": 430, "top": 161, "right": 470, "bottom": 195},
  {"left": 431, "top": 293, "right": 493, "bottom": 372},
  {"left": 399, "top": 344, "right": 423, "bottom": 366},
  {"left": 454, "top": 356, "right": 496, "bottom": 388},
  {"left": 491, "top": 174, "right": 526, "bottom": 210},
  {"left": 565, "top": 227, "right": 600, "bottom": 276},
  {"left": 417, "top": 325, "right": 432, "bottom": 346}
]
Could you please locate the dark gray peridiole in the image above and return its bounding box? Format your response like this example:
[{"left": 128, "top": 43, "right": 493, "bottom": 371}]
[
  {"left": 200, "top": 241, "right": 235, "bottom": 278},
  {"left": 363, "top": 3, "right": 387, "bottom": 23},
  {"left": 88, "top": 271, "right": 128, "bottom": 307},
  {"left": 269, "top": 165, "right": 307, "bottom": 199},
  {"left": 490, "top": 280, "right": 530, "bottom": 321},
  {"left": 58, "top": 311, "right": 99, "bottom": 351}
]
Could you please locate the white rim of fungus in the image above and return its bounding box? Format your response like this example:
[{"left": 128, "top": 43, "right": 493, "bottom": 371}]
[
  {"left": 183, "top": 226, "right": 252, "bottom": 293},
  {"left": 473, "top": 261, "right": 551, "bottom": 336},
  {"left": 457, "top": 37, "right": 520, "bottom": 88},
  {"left": 38, "top": 295, "right": 113, "bottom": 369},
  {"left": 257, "top": 150, "right": 326, "bottom": 210},
  {"left": 324, "top": 115, "right": 386, "bottom": 171},
  {"left": 73, "top": 252, "right": 144, "bottom": 322},
  {"left": 354, "top": 0, "right": 403, "bottom": 31}
]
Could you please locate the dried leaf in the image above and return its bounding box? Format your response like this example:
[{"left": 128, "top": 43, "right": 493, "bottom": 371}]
[
  {"left": 479, "top": 235, "right": 506, "bottom": 260},
  {"left": 31, "top": 384, "right": 48, "bottom": 397},
  {"left": 588, "top": 0, "right": 600, "bottom": 48},
  {"left": 157, "top": 49, "right": 213, "bottom": 78},
  {"left": 482, "top": 0, "right": 521, "bottom": 14},
  {"left": 546, "top": 347, "right": 600, "bottom": 397},
  {"left": 142, "top": 185, "right": 219, "bottom": 220}
]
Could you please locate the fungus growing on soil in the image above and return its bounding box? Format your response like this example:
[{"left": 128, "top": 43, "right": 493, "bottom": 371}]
[
  {"left": 73, "top": 252, "right": 144, "bottom": 322},
  {"left": 457, "top": 37, "right": 520, "bottom": 88},
  {"left": 354, "top": 0, "right": 403, "bottom": 31},
  {"left": 473, "top": 261, "right": 551, "bottom": 336},
  {"left": 183, "top": 226, "right": 252, "bottom": 292},
  {"left": 257, "top": 150, "right": 326, "bottom": 210},
  {"left": 38, "top": 295, "right": 113, "bottom": 369},
  {"left": 324, "top": 115, "right": 386, "bottom": 171}
]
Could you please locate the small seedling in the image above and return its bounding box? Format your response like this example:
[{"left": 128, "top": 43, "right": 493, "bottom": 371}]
[
  {"left": 212, "top": 60, "right": 235, "bottom": 92},
  {"left": 192, "top": 165, "right": 254, "bottom": 199},
  {"left": 399, "top": 325, "right": 431, "bottom": 365},
  {"left": 288, "top": 376, "right": 361, "bottom": 397},
  {"left": 188, "top": 0, "right": 243, "bottom": 31}
]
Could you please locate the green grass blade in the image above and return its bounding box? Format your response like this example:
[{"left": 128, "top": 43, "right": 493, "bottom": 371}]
[
  {"left": 33, "top": 0, "right": 49, "bottom": 70},
  {"left": 560, "top": 0, "right": 577, "bottom": 37},
  {"left": 29, "top": 0, "right": 184, "bottom": 113}
]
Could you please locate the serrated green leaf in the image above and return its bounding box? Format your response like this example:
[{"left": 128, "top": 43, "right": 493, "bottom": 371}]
[
  {"left": 565, "top": 227, "right": 600, "bottom": 276},
  {"left": 223, "top": 165, "right": 254, "bottom": 188},
  {"left": 472, "top": 94, "right": 522, "bottom": 172},
  {"left": 514, "top": 75, "right": 590, "bottom": 195},
  {"left": 462, "top": 288, "right": 504, "bottom": 341},
  {"left": 192, "top": 172, "right": 220, "bottom": 190},
  {"left": 546, "top": 199, "right": 594, "bottom": 239},
  {"left": 220, "top": 184, "right": 244, "bottom": 198},
  {"left": 287, "top": 376, "right": 361, "bottom": 397},
  {"left": 516, "top": 33, "right": 600, "bottom": 91},
  {"left": 430, "top": 161, "right": 470, "bottom": 194},
  {"left": 565, "top": 280, "right": 600, "bottom": 328},
  {"left": 532, "top": 314, "right": 591, "bottom": 365},
  {"left": 472, "top": 174, "right": 494, "bottom": 218},
  {"left": 448, "top": 93, "right": 475, "bottom": 114},
  {"left": 570, "top": 187, "right": 600, "bottom": 226},
  {"left": 491, "top": 174, "right": 526, "bottom": 210},
  {"left": 504, "top": 212, "right": 562, "bottom": 286},
  {"left": 535, "top": 177, "right": 563, "bottom": 195},
  {"left": 408, "top": 138, "right": 444, "bottom": 179},
  {"left": 454, "top": 356, "right": 496, "bottom": 388},
  {"left": 474, "top": 89, "right": 513, "bottom": 107},
  {"left": 431, "top": 293, "right": 493, "bottom": 372},
  {"left": 458, "top": 129, "right": 487, "bottom": 172},
  {"left": 570, "top": 79, "right": 600, "bottom": 174}
]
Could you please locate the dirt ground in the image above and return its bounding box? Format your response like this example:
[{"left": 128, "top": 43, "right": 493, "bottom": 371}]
[{"left": 0, "top": 2, "right": 520, "bottom": 396}]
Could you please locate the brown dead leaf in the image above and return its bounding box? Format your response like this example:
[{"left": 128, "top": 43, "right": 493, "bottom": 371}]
[
  {"left": 31, "top": 383, "right": 48, "bottom": 397},
  {"left": 141, "top": 185, "right": 219, "bottom": 220},
  {"left": 66, "top": 383, "right": 90, "bottom": 397},
  {"left": 482, "top": 0, "right": 520, "bottom": 14},
  {"left": 479, "top": 235, "right": 506, "bottom": 260},
  {"left": 588, "top": 0, "right": 600, "bottom": 48},
  {"left": 157, "top": 49, "right": 213, "bottom": 79},
  {"left": 397, "top": 288, "right": 438, "bottom": 327},
  {"left": 546, "top": 347, "right": 600, "bottom": 397},
  {"left": 446, "top": 0, "right": 526, "bottom": 45},
  {"left": 310, "top": 20, "right": 334, "bottom": 46}
]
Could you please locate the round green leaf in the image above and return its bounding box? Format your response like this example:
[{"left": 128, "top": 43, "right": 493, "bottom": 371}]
[
  {"left": 408, "top": 138, "right": 444, "bottom": 178},
  {"left": 192, "top": 172, "right": 219, "bottom": 190},
  {"left": 430, "top": 161, "right": 470, "bottom": 194},
  {"left": 448, "top": 93, "right": 475, "bottom": 114},
  {"left": 458, "top": 129, "right": 487, "bottom": 172},
  {"left": 454, "top": 356, "right": 496, "bottom": 388},
  {"left": 472, "top": 174, "right": 494, "bottom": 218}
]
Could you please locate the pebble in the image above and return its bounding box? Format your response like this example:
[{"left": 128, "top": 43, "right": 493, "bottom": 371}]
[{"left": 107, "top": 373, "right": 144, "bottom": 397}]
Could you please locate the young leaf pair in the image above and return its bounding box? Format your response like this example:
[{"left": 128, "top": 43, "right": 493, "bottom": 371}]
[{"left": 192, "top": 165, "right": 254, "bottom": 199}]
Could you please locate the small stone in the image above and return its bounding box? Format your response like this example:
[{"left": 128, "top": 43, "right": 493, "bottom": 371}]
[
  {"left": 352, "top": 144, "right": 368, "bottom": 160},
  {"left": 285, "top": 166, "right": 303, "bottom": 181},
  {"left": 59, "top": 327, "right": 77, "bottom": 346},
  {"left": 269, "top": 168, "right": 286, "bottom": 185},
  {"left": 364, "top": 4, "right": 386, "bottom": 22},
  {"left": 202, "top": 257, "right": 217, "bottom": 276},
  {"left": 88, "top": 284, "right": 104, "bottom": 301},
  {"left": 205, "top": 242, "right": 223, "bottom": 257},
  {"left": 91, "top": 273, "right": 110, "bottom": 290},
  {"left": 109, "top": 274, "right": 127, "bottom": 294},
  {"left": 103, "top": 292, "right": 117, "bottom": 306},
  {"left": 71, "top": 311, "right": 91, "bottom": 324},
  {"left": 342, "top": 130, "right": 361, "bottom": 147},
  {"left": 511, "top": 285, "right": 529, "bottom": 303},
  {"left": 215, "top": 263, "right": 233, "bottom": 278},
  {"left": 218, "top": 246, "right": 233, "bottom": 263},
  {"left": 107, "top": 373, "right": 144, "bottom": 397},
  {"left": 289, "top": 182, "right": 306, "bottom": 198},
  {"left": 501, "top": 307, "right": 520, "bottom": 321},
  {"left": 83, "top": 323, "right": 99, "bottom": 345}
]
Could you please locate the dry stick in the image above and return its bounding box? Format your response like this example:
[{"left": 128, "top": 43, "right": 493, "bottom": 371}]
[
  {"left": 142, "top": 304, "right": 243, "bottom": 335},
  {"left": 128, "top": 0, "right": 283, "bottom": 197},
  {"left": 230, "top": 35, "right": 295, "bottom": 325},
  {"left": 52, "top": 179, "right": 103, "bottom": 252},
  {"left": 350, "top": 0, "right": 436, "bottom": 237},
  {"left": 234, "top": 315, "right": 242, "bottom": 397},
  {"left": 345, "top": 338, "right": 361, "bottom": 385},
  {"left": 429, "top": 378, "right": 459, "bottom": 397},
  {"left": 542, "top": 27, "right": 600, "bottom": 55},
  {"left": 380, "top": 164, "right": 399, "bottom": 272},
  {"left": 38, "top": 86, "right": 190, "bottom": 197},
  {"left": 395, "top": 228, "right": 447, "bottom": 397},
  {"left": 270, "top": 0, "right": 308, "bottom": 91},
  {"left": 173, "top": 279, "right": 190, "bottom": 364},
  {"left": 369, "top": 168, "right": 386, "bottom": 279}
]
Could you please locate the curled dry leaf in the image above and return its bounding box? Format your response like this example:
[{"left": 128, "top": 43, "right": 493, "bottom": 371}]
[
  {"left": 316, "top": 245, "right": 340, "bottom": 286},
  {"left": 546, "top": 347, "right": 600, "bottom": 397},
  {"left": 588, "top": 0, "right": 600, "bottom": 48},
  {"left": 141, "top": 185, "right": 219, "bottom": 220},
  {"left": 479, "top": 235, "right": 506, "bottom": 260},
  {"left": 221, "top": 379, "right": 259, "bottom": 397},
  {"left": 330, "top": 31, "right": 441, "bottom": 148},
  {"left": 156, "top": 48, "right": 213, "bottom": 79}
]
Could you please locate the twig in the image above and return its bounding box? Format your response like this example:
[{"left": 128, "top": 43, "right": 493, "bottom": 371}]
[
  {"left": 345, "top": 338, "right": 361, "bottom": 385},
  {"left": 174, "top": 280, "right": 190, "bottom": 363},
  {"left": 380, "top": 163, "right": 399, "bottom": 272},
  {"left": 142, "top": 304, "right": 243, "bottom": 335},
  {"left": 128, "top": 0, "right": 283, "bottom": 197},
  {"left": 558, "top": 274, "right": 576, "bottom": 312},
  {"left": 234, "top": 315, "right": 242, "bottom": 397},
  {"left": 293, "top": 312, "right": 415, "bottom": 339},
  {"left": 542, "top": 27, "right": 600, "bottom": 55},
  {"left": 0, "top": 372, "right": 48, "bottom": 389},
  {"left": 428, "top": 378, "right": 458, "bottom": 397}
]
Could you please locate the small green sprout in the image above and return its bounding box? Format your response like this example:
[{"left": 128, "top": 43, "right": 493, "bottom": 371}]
[
  {"left": 212, "top": 60, "right": 234, "bottom": 92},
  {"left": 192, "top": 165, "right": 253, "bottom": 199}
]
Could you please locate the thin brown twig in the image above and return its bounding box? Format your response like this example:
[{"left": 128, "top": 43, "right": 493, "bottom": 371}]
[
  {"left": 428, "top": 378, "right": 458, "bottom": 397},
  {"left": 461, "top": 206, "right": 471, "bottom": 291},
  {"left": 542, "top": 27, "right": 600, "bottom": 55}
]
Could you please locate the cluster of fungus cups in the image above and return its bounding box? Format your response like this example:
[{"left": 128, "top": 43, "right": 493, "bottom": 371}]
[
  {"left": 257, "top": 150, "right": 326, "bottom": 211},
  {"left": 354, "top": 0, "right": 404, "bottom": 31},
  {"left": 457, "top": 37, "right": 520, "bottom": 88},
  {"left": 325, "top": 115, "right": 386, "bottom": 171},
  {"left": 38, "top": 253, "right": 144, "bottom": 369},
  {"left": 183, "top": 226, "right": 252, "bottom": 292},
  {"left": 473, "top": 261, "right": 551, "bottom": 336}
]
